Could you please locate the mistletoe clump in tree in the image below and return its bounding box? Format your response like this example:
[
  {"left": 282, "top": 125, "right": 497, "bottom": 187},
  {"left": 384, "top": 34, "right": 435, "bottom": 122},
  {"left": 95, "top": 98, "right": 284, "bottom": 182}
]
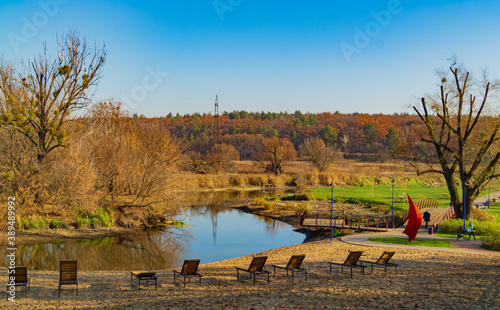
[{"left": 0, "top": 30, "right": 107, "bottom": 164}]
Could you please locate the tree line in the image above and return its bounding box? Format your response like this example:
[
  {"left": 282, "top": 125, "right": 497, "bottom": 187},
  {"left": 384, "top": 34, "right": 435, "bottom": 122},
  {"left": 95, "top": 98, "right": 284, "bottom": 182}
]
[{"left": 2, "top": 32, "right": 500, "bottom": 222}]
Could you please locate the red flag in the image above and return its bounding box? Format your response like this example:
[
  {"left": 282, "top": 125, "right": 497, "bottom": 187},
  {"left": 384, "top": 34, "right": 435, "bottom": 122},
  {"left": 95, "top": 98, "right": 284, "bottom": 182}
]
[{"left": 402, "top": 194, "right": 422, "bottom": 242}]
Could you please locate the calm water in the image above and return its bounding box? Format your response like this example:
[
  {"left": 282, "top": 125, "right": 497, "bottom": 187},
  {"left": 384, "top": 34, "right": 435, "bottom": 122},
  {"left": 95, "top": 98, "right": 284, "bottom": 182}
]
[{"left": 10, "top": 190, "right": 304, "bottom": 270}]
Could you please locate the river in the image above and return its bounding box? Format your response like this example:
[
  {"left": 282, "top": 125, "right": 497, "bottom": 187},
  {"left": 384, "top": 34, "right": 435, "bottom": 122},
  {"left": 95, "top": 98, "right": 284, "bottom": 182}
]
[{"left": 9, "top": 189, "right": 305, "bottom": 270}]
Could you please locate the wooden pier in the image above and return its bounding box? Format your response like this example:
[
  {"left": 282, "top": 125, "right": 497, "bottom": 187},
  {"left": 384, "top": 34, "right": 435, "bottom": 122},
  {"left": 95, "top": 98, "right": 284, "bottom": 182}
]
[{"left": 300, "top": 212, "right": 394, "bottom": 232}]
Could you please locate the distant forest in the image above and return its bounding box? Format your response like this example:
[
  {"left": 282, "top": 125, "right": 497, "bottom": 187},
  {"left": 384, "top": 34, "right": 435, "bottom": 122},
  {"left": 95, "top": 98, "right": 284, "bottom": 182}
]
[{"left": 139, "top": 110, "right": 430, "bottom": 162}]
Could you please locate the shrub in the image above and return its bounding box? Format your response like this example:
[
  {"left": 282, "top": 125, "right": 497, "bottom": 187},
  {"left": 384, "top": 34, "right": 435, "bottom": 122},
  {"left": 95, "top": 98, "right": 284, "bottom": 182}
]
[
  {"left": 253, "top": 198, "right": 267, "bottom": 206},
  {"left": 482, "top": 234, "right": 500, "bottom": 251},
  {"left": 19, "top": 215, "right": 50, "bottom": 230},
  {"left": 77, "top": 207, "right": 113, "bottom": 228},
  {"left": 263, "top": 201, "right": 277, "bottom": 210},
  {"left": 439, "top": 219, "right": 466, "bottom": 234},
  {"left": 283, "top": 202, "right": 294, "bottom": 210},
  {"left": 281, "top": 193, "right": 314, "bottom": 201},
  {"left": 169, "top": 220, "right": 185, "bottom": 226},
  {"left": 332, "top": 228, "right": 345, "bottom": 238},
  {"left": 49, "top": 219, "right": 67, "bottom": 229},
  {"left": 472, "top": 208, "right": 496, "bottom": 222},
  {"left": 295, "top": 202, "right": 310, "bottom": 216},
  {"left": 371, "top": 205, "right": 390, "bottom": 214},
  {"left": 439, "top": 218, "right": 500, "bottom": 236}
]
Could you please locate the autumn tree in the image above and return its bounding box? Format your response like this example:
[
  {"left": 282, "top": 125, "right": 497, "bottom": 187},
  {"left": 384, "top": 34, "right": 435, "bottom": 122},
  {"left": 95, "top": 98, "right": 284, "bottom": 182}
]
[
  {"left": 413, "top": 59, "right": 500, "bottom": 219},
  {"left": 363, "top": 123, "right": 378, "bottom": 150},
  {"left": 256, "top": 137, "right": 297, "bottom": 175},
  {"left": 320, "top": 125, "right": 337, "bottom": 147},
  {"left": 299, "top": 137, "right": 338, "bottom": 172},
  {"left": 0, "top": 30, "right": 106, "bottom": 164},
  {"left": 386, "top": 127, "right": 401, "bottom": 159},
  {"left": 89, "top": 101, "right": 185, "bottom": 207}
]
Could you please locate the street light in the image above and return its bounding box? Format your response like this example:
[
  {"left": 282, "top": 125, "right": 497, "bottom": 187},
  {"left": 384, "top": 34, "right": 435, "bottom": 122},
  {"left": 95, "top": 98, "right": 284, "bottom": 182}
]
[
  {"left": 330, "top": 183, "right": 335, "bottom": 242},
  {"left": 463, "top": 181, "right": 467, "bottom": 229},
  {"left": 488, "top": 183, "right": 491, "bottom": 211},
  {"left": 391, "top": 179, "right": 395, "bottom": 229}
]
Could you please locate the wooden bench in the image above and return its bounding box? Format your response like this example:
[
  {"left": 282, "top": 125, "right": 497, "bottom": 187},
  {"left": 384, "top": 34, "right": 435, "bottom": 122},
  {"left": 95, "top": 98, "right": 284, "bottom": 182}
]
[
  {"left": 130, "top": 271, "right": 158, "bottom": 291},
  {"left": 415, "top": 198, "right": 438, "bottom": 209}
]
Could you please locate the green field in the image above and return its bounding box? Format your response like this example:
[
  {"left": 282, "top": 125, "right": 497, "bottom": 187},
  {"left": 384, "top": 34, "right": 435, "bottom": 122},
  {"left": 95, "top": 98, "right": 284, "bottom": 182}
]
[
  {"left": 308, "top": 185, "right": 495, "bottom": 213},
  {"left": 368, "top": 237, "right": 454, "bottom": 248},
  {"left": 485, "top": 203, "right": 500, "bottom": 220}
]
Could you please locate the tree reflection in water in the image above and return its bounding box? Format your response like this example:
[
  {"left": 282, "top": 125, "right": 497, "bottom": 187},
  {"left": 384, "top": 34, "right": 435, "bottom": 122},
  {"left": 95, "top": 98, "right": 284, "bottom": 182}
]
[
  {"left": 10, "top": 189, "right": 301, "bottom": 271},
  {"left": 11, "top": 228, "right": 191, "bottom": 270}
]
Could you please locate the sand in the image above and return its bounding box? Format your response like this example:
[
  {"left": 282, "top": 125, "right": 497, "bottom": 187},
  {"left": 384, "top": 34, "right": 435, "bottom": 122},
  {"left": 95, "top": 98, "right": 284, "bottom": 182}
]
[{"left": 2, "top": 237, "right": 499, "bottom": 310}]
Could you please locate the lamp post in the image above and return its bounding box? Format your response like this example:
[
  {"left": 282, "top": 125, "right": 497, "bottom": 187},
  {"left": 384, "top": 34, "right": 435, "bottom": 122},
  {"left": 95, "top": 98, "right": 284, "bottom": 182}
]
[
  {"left": 391, "top": 179, "right": 395, "bottom": 229},
  {"left": 330, "top": 183, "right": 335, "bottom": 242},
  {"left": 488, "top": 183, "right": 491, "bottom": 211},
  {"left": 463, "top": 181, "right": 467, "bottom": 229}
]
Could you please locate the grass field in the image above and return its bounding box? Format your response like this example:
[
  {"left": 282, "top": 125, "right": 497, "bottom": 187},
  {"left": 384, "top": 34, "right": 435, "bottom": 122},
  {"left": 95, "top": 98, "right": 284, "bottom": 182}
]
[
  {"left": 368, "top": 237, "right": 454, "bottom": 248},
  {"left": 308, "top": 186, "right": 498, "bottom": 213},
  {"left": 485, "top": 202, "right": 500, "bottom": 220}
]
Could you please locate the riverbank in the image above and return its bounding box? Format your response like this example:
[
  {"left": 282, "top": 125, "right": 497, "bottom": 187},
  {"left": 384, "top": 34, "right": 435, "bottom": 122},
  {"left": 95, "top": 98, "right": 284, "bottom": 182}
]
[
  {"left": 2, "top": 237, "right": 498, "bottom": 309},
  {"left": 14, "top": 226, "right": 144, "bottom": 246}
]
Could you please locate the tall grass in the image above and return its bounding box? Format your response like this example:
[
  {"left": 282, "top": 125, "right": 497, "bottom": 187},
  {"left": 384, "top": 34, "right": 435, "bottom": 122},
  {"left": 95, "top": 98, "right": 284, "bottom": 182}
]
[{"left": 180, "top": 173, "right": 294, "bottom": 190}]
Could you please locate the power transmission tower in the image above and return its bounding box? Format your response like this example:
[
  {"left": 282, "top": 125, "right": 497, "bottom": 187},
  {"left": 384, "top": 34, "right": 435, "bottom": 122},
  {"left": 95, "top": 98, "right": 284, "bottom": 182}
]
[{"left": 214, "top": 95, "right": 220, "bottom": 144}]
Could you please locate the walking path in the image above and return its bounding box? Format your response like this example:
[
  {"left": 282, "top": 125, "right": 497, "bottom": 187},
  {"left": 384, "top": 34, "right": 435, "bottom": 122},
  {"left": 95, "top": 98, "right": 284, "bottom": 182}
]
[{"left": 341, "top": 192, "right": 500, "bottom": 256}]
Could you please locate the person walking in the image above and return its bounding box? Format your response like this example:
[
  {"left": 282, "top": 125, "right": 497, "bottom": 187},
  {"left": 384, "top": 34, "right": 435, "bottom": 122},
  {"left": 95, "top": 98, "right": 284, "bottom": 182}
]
[
  {"left": 467, "top": 222, "right": 476, "bottom": 241},
  {"left": 423, "top": 210, "right": 431, "bottom": 229}
]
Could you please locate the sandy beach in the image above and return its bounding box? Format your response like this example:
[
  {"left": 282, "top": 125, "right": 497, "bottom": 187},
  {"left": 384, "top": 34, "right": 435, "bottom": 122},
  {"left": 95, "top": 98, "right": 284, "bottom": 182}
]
[{"left": 2, "top": 236, "right": 499, "bottom": 310}]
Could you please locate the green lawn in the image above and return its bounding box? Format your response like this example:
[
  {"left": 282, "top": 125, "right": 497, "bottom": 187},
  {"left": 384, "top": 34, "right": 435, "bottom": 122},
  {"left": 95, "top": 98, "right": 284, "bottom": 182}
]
[
  {"left": 368, "top": 237, "right": 454, "bottom": 248},
  {"left": 485, "top": 202, "right": 500, "bottom": 220},
  {"left": 308, "top": 185, "right": 496, "bottom": 213}
]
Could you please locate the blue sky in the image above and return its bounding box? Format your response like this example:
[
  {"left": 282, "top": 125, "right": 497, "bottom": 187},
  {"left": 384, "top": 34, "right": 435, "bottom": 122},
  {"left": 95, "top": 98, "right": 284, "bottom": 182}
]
[{"left": 1, "top": 0, "right": 500, "bottom": 116}]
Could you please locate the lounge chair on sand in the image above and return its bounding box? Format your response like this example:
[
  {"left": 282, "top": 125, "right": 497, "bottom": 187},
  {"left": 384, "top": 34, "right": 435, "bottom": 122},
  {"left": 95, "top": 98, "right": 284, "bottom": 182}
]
[
  {"left": 6, "top": 267, "right": 30, "bottom": 298},
  {"left": 272, "top": 254, "right": 307, "bottom": 281},
  {"left": 174, "top": 259, "right": 202, "bottom": 287},
  {"left": 328, "top": 251, "right": 365, "bottom": 278},
  {"left": 235, "top": 256, "right": 270, "bottom": 285},
  {"left": 59, "top": 260, "right": 78, "bottom": 297},
  {"left": 359, "top": 251, "right": 398, "bottom": 277}
]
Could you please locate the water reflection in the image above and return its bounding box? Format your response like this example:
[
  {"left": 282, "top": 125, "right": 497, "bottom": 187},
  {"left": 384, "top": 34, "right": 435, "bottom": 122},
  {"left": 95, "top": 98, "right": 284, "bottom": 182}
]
[
  {"left": 177, "top": 188, "right": 295, "bottom": 208},
  {"left": 12, "top": 228, "right": 189, "bottom": 271},
  {"left": 9, "top": 189, "right": 303, "bottom": 270}
]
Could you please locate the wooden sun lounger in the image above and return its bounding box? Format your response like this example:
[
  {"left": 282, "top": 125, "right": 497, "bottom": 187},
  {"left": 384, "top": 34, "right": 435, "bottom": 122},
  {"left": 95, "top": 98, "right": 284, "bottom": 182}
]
[
  {"left": 272, "top": 254, "right": 307, "bottom": 281},
  {"left": 235, "top": 256, "right": 271, "bottom": 285},
  {"left": 174, "top": 259, "right": 202, "bottom": 287},
  {"left": 328, "top": 251, "right": 366, "bottom": 278},
  {"left": 6, "top": 267, "right": 30, "bottom": 299},
  {"left": 359, "top": 251, "right": 398, "bottom": 277},
  {"left": 59, "top": 260, "right": 78, "bottom": 297}
]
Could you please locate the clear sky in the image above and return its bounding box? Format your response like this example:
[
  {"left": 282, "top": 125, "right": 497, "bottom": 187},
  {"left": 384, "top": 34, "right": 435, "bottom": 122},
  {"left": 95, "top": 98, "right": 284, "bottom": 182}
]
[{"left": 1, "top": 0, "right": 500, "bottom": 116}]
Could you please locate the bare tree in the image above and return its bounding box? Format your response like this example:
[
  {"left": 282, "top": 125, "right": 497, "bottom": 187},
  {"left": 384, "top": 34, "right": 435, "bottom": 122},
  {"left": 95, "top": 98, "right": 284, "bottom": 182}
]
[
  {"left": 256, "top": 137, "right": 297, "bottom": 175},
  {"left": 0, "top": 30, "right": 106, "bottom": 164},
  {"left": 299, "top": 137, "right": 338, "bottom": 172},
  {"left": 413, "top": 59, "right": 500, "bottom": 219},
  {"left": 340, "top": 133, "right": 349, "bottom": 156}
]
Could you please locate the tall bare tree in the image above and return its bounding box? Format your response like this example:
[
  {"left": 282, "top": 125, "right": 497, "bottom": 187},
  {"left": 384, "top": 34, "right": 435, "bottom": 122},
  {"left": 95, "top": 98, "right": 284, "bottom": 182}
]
[
  {"left": 413, "top": 59, "right": 500, "bottom": 219},
  {"left": 299, "top": 137, "right": 338, "bottom": 172},
  {"left": 0, "top": 30, "right": 106, "bottom": 164}
]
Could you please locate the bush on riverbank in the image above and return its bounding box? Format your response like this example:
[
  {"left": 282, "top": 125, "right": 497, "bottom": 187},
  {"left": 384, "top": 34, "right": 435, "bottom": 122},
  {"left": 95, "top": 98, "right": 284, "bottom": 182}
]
[
  {"left": 17, "top": 215, "right": 68, "bottom": 230},
  {"left": 77, "top": 207, "right": 113, "bottom": 228}
]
